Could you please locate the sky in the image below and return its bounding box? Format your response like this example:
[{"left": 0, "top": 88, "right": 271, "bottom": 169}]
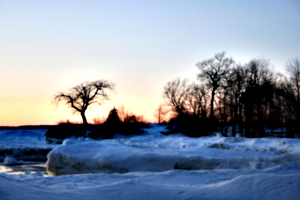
[{"left": 0, "top": 0, "right": 299, "bottom": 126}]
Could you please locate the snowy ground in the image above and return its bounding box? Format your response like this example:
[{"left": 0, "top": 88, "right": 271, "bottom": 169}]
[
  {"left": 0, "top": 129, "right": 56, "bottom": 162},
  {"left": 0, "top": 125, "right": 300, "bottom": 199}
]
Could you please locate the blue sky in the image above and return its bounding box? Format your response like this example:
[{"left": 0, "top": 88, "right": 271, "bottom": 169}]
[{"left": 0, "top": 0, "right": 299, "bottom": 125}]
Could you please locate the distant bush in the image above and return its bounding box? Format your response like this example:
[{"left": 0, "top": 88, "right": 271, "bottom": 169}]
[
  {"left": 165, "top": 114, "right": 213, "bottom": 137},
  {"left": 99, "top": 107, "right": 149, "bottom": 139},
  {"left": 105, "top": 107, "right": 121, "bottom": 125}
]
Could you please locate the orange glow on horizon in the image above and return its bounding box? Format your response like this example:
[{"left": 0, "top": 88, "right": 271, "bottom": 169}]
[{"left": 0, "top": 93, "right": 160, "bottom": 126}]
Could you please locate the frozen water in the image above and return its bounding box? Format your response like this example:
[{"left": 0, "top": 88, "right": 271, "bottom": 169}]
[
  {"left": 0, "top": 129, "right": 57, "bottom": 161},
  {"left": 0, "top": 129, "right": 48, "bottom": 148}
]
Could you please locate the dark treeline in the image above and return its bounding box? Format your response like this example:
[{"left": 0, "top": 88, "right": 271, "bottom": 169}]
[
  {"left": 50, "top": 52, "right": 299, "bottom": 140},
  {"left": 163, "top": 52, "right": 300, "bottom": 138}
]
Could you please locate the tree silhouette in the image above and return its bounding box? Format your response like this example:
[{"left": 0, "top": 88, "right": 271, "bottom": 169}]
[
  {"left": 163, "top": 78, "right": 191, "bottom": 116},
  {"left": 196, "top": 52, "right": 234, "bottom": 119},
  {"left": 286, "top": 58, "right": 300, "bottom": 122},
  {"left": 105, "top": 107, "right": 121, "bottom": 125},
  {"left": 224, "top": 65, "right": 248, "bottom": 136},
  {"left": 240, "top": 59, "right": 274, "bottom": 137},
  {"left": 54, "top": 80, "right": 115, "bottom": 125},
  {"left": 154, "top": 104, "right": 168, "bottom": 124},
  {"left": 162, "top": 52, "right": 300, "bottom": 138}
]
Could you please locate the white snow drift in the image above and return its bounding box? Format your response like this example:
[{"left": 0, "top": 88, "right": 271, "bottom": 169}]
[{"left": 47, "top": 125, "right": 300, "bottom": 175}]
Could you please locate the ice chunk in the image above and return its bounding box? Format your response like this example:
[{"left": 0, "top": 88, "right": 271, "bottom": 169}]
[
  {"left": 3, "top": 156, "right": 20, "bottom": 165},
  {"left": 45, "top": 126, "right": 300, "bottom": 175},
  {"left": 46, "top": 135, "right": 300, "bottom": 175}
]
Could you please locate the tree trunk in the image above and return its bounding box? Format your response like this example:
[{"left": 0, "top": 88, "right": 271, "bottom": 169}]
[
  {"left": 232, "top": 100, "right": 238, "bottom": 137},
  {"left": 81, "top": 111, "right": 88, "bottom": 125},
  {"left": 210, "top": 88, "right": 216, "bottom": 119},
  {"left": 297, "top": 87, "right": 300, "bottom": 123}
]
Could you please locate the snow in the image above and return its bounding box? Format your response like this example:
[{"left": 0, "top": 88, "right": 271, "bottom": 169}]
[
  {"left": 0, "top": 129, "right": 56, "bottom": 161},
  {"left": 0, "top": 129, "right": 48, "bottom": 148},
  {"left": 1, "top": 124, "right": 300, "bottom": 199},
  {"left": 47, "top": 125, "right": 300, "bottom": 175},
  {"left": 3, "top": 156, "right": 21, "bottom": 165},
  {"left": 1, "top": 165, "right": 300, "bottom": 200}
]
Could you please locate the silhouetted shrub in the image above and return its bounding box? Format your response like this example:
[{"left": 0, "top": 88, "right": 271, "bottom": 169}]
[
  {"left": 99, "top": 108, "right": 149, "bottom": 138},
  {"left": 166, "top": 114, "right": 212, "bottom": 137},
  {"left": 105, "top": 107, "right": 121, "bottom": 125}
]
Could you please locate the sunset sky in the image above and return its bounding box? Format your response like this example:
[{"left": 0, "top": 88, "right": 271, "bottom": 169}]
[{"left": 0, "top": 0, "right": 299, "bottom": 126}]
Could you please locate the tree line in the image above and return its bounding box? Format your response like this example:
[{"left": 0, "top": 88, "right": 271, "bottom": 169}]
[
  {"left": 53, "top": 52, "right": 300, "bottom": 138},
  {"left": 163, "top": 52, "right": 300, "bottom": 138}
]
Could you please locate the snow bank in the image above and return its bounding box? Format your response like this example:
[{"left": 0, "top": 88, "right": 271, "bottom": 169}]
[{"left": 46, "top": 125, "right": 300, "bottom": 175}]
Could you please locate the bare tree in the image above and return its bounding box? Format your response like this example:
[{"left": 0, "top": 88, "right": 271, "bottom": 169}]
[
  {"left": 163, "top": 78, "right": 208, "bottom": 118},
  {"left": 163, "top": 78, "right": 191, "bottom": 116},
  {"left": 186, "top": 83, "right": 208, "bottom": 118},
  {"left": 240, "top": 59, "right": 274, "bottom": 137},
  {"left": 286, "top": 58, "right": 300, "bottom": 121},
  {"left": 196, "top": 52, "right": 234, "bottom": 119},
  {"left": 154, "top": 104, "right": 168, "bottom": 123},
  {"left": 54, "top": 80, "right": 115, "bottom": 124},
  {"left": 224, "top": 65, "right": 248, "bottom": 136}
]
